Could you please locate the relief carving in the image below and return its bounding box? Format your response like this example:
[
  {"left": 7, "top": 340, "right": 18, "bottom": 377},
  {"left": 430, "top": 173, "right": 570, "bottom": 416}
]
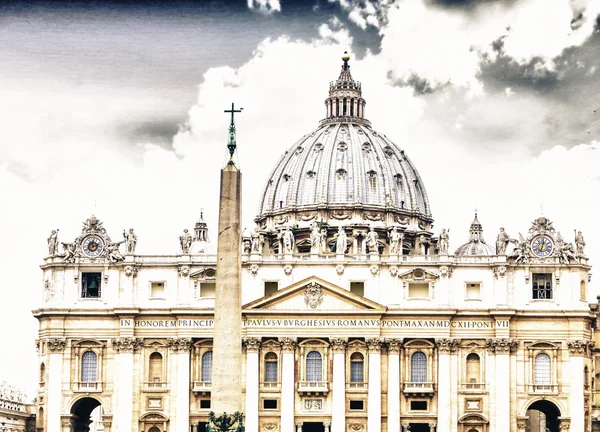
[
  {"left": 304, "top": 282, "right": 324, "bottom": 309},
  {"left": 46, "top": 338, "right": 66, "bottom": 352}
]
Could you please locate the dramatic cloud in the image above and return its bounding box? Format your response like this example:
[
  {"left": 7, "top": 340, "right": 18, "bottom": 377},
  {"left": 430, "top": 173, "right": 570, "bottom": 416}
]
[{"left": 247, "top": 0, "right": 281, "bottom": 14}]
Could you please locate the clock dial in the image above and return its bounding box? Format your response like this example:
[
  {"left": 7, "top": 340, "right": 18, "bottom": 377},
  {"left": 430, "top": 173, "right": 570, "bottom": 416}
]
[
  {"left": 531, "top": 235, "right": 554, "bottom": 257},
  {"left": 82, "top": 235, "right": 104, "bottom": 257}
]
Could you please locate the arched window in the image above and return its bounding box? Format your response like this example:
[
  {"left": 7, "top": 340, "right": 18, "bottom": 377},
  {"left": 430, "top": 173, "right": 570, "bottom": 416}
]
[
  {"left": 306, "top": 351, "right": 322, "bottom": 382},
  {"left": 149, "top": 352, "right": 163, "bottom": 382},
  {"left": 534, "top": 353, "right": 551, "bottom": 385},
  {"left": 149, "top": 427, "right": 160, "bottom": 432},
  {"left": 81, "top": 351, "right": 98, "bottom": 382},
  {"left": 264, "top": 352, "right": 278, "bottom": 383},
  {"left": 581, "top": 280, "right": 587, "bottom": 301},
  {"left": 202, "top": 351, "right": 213, "bottom": 382},
  {"left": 466, "top": 353, "right": 480, "bottom": 384},
  {"left": 38, "top": 407, "right": 44, "bottom": 428},
  {"left": 40, "top": 363, "right": 45, "bottom": 383},
  {"left": 410, "top": 352, "right": 427, "bottom": 382},
  {"left": 350, "top": 352, "right": 364, "bottom": 382}
]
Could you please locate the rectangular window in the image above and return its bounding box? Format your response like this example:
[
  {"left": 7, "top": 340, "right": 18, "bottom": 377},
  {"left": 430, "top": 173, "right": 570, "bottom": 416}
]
[
  {"left": 200, "top": 399, "right": 211, "bottom": 409},
  {"left": 465, "top": 283, "right": 481, "bottom": 300},
  {"left": 150, "top": 282, "right": 165, "bottom": 299},
  {"left": 410, "top": 401, "right": 428, "bottom": 411},
  {"left": 350, "top": 282, "right": 364, "bottom": 296},
  {"left": 408, "top": 283, "right": 429, "bottom": 299},
  {"left": 264, "top": 281, "right": 278, "bottom": 296},
  {"left": 200, "top": 282, "right": 216, "bottom": 298},
  {"left": 349, "top": 400, "right": 364, "bottom": 410},
  {"left": 81, "top": 273, "right": 102, "bottom": 298},
  {"left": 263, "top": 399, "right": 278, "bottom": 410},
  {"left": 532, "top": 274, "right": 553, "bottom": 299}
]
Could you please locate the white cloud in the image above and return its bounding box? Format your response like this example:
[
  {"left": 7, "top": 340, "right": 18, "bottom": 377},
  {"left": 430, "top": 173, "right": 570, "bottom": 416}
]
[{"left": 247, "top": 0, "right": 281, "bottom": 14}]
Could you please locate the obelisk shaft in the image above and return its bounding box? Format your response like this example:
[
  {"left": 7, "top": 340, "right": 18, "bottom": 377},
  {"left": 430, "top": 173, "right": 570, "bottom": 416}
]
[{"left": 212, "top": 162, "right": 243, "bottom": 413}]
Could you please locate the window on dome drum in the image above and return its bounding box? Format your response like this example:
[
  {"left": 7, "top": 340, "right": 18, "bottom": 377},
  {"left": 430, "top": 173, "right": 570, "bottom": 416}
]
[
  {"left": 149, "top": 352, "right": 162, "bottom": 382},
  {"left": 201, "top": 351, "right": 213, "bottom": 382},
  {"left": 350, "top": 352, "right": 364, "bottom": 382},
  {"left": 150, "top": 282, "right": 165, "bottom": 299},
  {"left": 264, "top": 352, "right": 278, "bottom": 382},
  {"left": 200, "top": 282, "right": 215, "bottom": 298},
  {"left": 408, "top": 283, "right": 429, "bottom": 299},
  {"left": 350, "top": 282, "right": 364, "bottom": 297},
  {"left": 81, "top": 272, "right": 101, "bottom": 298},
  {"left": 532, "top": 274, "right": 553, "bottom": 299},
  {"left": 306, "top": 351, "right": 323, "bottom": 382},
  {"left": 81, "top": 351, "right": 98, "bottom": 382},
  {"left": 534, "top": 353, "right": 551, "bottom": 385},
  {"left": 465, "top": 283, "right": 481, "bottom": 300},
  {"left": 264, "top": 281, "right": 278, "bottom": 296},
  {"left": 410, "top": 352, "right": 427, "bottom": 382}
]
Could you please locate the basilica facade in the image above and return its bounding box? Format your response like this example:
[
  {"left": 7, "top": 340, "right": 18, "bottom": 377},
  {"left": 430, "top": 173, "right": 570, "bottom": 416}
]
[{"left": 34, "top": 55, "right": 596, "bottom": 432}]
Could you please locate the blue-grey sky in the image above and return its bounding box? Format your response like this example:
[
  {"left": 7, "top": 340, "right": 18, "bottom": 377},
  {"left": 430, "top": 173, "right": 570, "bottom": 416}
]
[{"left": 1, "top": 0, "right": 599, "bottom": 395}]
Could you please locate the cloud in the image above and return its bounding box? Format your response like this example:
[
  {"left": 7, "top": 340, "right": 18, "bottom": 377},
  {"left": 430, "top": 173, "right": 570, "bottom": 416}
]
[{"left": 247, "top": 0, "right": 281, "bottom": 14}]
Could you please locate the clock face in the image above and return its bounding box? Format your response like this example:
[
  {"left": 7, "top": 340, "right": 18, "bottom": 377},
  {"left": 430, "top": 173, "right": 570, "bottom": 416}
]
[
  {"left": 82, "top": 235, "right": 104, "bottom": 257},
  {"left": 531, "top": 235, "right": 554, "bottom": 257}
]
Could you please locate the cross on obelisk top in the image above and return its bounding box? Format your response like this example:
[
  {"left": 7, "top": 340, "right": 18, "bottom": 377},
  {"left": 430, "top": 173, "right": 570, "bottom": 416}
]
[{"left": 224, "top": 102, "right": 243, "bottom": 162}]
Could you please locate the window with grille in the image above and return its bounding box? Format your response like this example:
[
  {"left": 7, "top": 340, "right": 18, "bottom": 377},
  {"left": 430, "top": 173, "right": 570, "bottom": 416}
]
[
  {"left": 202, "top": 351, "right": 213, "bottom": 382},
  {"left": 534, "top": 353, "right": 551, "bottom": 385},
  {"left": 264, "top": 352, "right": 278, "bottom": 382},
  {"left": 306, "top": 351, "right": 322, "bottom": 382},
  {"left": 149, "top": 352, "right": 162, "bottom": 382},
  {"left": 466, "top": 353, "right": 480, "bottom": 383},
  {"left": 410, "top": 352, "right": 427, "bottom": 382},
  {"left": 350, "top": 352, "right": 364, "bottom": 382},
  {"left": 532, "top": 274, "right": 553, "bottom": 299},
  {"left": 81, "top": 351, "right": 98, "bottom": 382},
  {"left": 81, "top": 273, "right": 101, "bottom": 298}
]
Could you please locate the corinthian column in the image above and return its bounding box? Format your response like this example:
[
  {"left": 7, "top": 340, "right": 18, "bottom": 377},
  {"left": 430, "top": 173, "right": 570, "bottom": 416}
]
[
  {"left": 112, "top": 337, "right": 142, "bottom": 432},
  {"left": 366, "top": 338, "right": 383, "bottom": 432},
  {"left": 487, "top": 338, "right": 518, "bottom": 432},
  {"left": 280, "top": 337, "right": 297, "bottom": 432},
  {"left": 244, "top": 338, "right": 261, "bottom": 432},
  {"left": 435, "top": 339, "right": 458, "bottom": 432},
  {"left": 46, "top": 338, "right": 66, "bottom": 432},
  {"left": 331, "top": 338, "right": 347, "bottom": 432},
  {"left": 169, "top": 338, "right": 191, "bottom": 432},
  {"left": 568, "top": 340, "right": 591, "bottom": 432},
  {"left": 387, "top": 340, "right": 402, "bottom": 432}
]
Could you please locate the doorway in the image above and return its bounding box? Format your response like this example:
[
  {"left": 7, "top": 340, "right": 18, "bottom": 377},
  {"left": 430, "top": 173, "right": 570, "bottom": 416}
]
[
  {"left": 70, "top": 397, "right": 102, "bottom": 432},
  {"left": 303, "top": 422, "right": 325, "bottom": 432},
  {"left": 408, "top": 424, "right": 431, "bottom": 432},
  {"left": 525, "top": 400, "right": 561, "bottom": 432}
]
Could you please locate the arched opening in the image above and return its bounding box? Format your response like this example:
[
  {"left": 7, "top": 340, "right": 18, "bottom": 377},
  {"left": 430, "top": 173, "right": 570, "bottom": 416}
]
[
  {"left": 466, "top": 353, "right": 480, "bottom": 385},
  {"left": 525, "top": 400, "right": 561, "bottom": 432},
  {"left": 306, "top": 351, "right": 322, "bottom": 382},
  {"left": 40, "top": 362, "right": 46, "bottom": 383},
  {"left": 264, "top": 352, "right": 278, "bottom": 383},
  {"left": 70, "top": 397, "right": 102, "bottom": 432},
  {"left": 37, "top": 407, "right": 44, "bottom": 429},
  {"left": 350, "top": 352, "right": 364, "bottom": 383},
  {"left": 149, "top": 352, "right": 163, "bottom": 383}
]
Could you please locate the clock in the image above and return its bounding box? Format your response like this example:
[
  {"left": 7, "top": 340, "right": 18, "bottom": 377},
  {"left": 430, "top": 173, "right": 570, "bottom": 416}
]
[
  {"left": 82, "top": 235, "right": 104, "bottom": 257},
  {"left": 531, "top": 235, "right": 554, "bottom": 257}
]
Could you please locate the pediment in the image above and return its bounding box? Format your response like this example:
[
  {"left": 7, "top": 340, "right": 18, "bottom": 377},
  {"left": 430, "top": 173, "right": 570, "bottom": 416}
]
[
  {"left": 397, "top": 268, "right": 439, "bottom": 281},
  {"left": 243, "top": 276, "right": 385, "bottom": 312}
]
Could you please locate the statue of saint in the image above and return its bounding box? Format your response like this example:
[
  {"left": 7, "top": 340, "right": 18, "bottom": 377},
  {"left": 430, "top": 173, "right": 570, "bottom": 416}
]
[
  {"left": 366, "top": 227, "right": 379, "bottom": 253},
  {"left": 282, "top": 226, "right": 295, "bottom": 254},
  {"left": 310, "top": 221, "right": 321, "bottom": 253},
  {"left": 107, "top": 242, "right": 125, "bottom": 263},
  {"left": 438, "top": 229, "right": 449, "bottom": 255},
  {"left": 335, "top": 226, "right": 347, "bottom": 254},
  {"left": 389, "top": 227, "right": 402, "bottom": 255},
  {"left": 125, "top": 228, "right": 137, "bottom": 255},
  {"left": 243, "top": 239, "right": 251, "bottom": 255},
  {"left": 496, "top": 227, "right": 510, "bottom": 255},
  {"left": 575, "top": 231, "right": 586, "bottom": 257},
  {"left": 251, "top": 226, "right": 263, "bottom": 253},
  {"left": 47, "top": 230, "right": 59, "bottom": 256},
  {"left": 61, "top": 242, "right": 76, "bottom": 263},
  {"left": 180, "top": 229, "right": 192, "bottom": 254}
]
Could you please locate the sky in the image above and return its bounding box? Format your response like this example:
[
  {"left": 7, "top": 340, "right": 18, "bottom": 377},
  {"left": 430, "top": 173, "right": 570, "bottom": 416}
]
[{"left": 1, "top": 0, "right": 599, "bottom": 396}]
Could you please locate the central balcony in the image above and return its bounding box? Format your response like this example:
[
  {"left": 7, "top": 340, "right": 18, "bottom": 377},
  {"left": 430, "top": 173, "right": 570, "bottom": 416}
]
[
  {"left": 297, "top": 381, "right": 329, "bottom": 395},
  {"left": 528, "top": 384, "right": 558, "bottom": 395},
  {"left": 73, "top": 381, "right": 103, "bottom": 393},
  {"left": 260, "top": 382, "right": 281, "bottom": 391},
  {"left": 192, "top": 381, "right": 212, "bottom": 395},
  {"left": 403, "top": 382, "right": 435, "bottom": 396},
  {"left": 346, "top": 382, "right": 368, "bottom": 392}
]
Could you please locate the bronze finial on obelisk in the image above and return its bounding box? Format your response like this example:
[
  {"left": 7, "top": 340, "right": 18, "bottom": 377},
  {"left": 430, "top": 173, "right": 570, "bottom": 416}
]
[{"left": 209, "top": 103, "right": 244, "bottom": 432}]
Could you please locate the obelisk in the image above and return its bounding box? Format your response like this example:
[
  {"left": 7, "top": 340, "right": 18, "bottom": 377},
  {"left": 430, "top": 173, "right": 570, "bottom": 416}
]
[{"left": 212, "top": 103, "right": 244, "bottom": 416}]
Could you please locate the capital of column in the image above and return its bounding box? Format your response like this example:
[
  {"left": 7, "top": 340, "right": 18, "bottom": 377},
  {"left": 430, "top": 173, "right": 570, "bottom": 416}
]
[
  {"left": 557, "top": 417, "right": 570, "bottom": 430},
  {"left": 516, "top": 416, "right": 528, "bottom": 430},
  {"left": 568, "top": 340, "right": 594, "bottom": 356},
  {"left": 167, "top": 337, "right": 192, "bottom": 352},
  {"left": 366, "top": 337, "right": 384, "bottom": 353},
  {"left": 330, "top": 337, "right": 348, "bottom": 353},
  {"left": 387, "top": 338, "right": 403, "bottom": 354},
  {"left": 46, "top": 337, "right": 66, "bottom": 352},
  {"left": 279, "top": 337, "right": 297, "bottom": 352},
  {"left": 112, "top": 337, "right": 143, "bottom": 352},
  {"left": 486, "top": 338, "right": 518, "bottom": 354},
  {"left": 436, "top": 338, "right": 459, "bottom": 353},
  {"left": 243, "top": 337, "right": 261, "bottom": 353}
]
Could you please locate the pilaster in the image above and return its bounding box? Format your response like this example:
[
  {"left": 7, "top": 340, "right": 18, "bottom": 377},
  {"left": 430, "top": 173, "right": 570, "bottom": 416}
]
[
  {"left": 487, "top": 338, "right": 518, "bottom": 432},
  {"left": 387, "top": 339, "right": 402, "bottom": 432},
  {"left": 47, "top": 338, "right": 66, "bottom": 432},
  {"left": 435, "top": 339, "right": 458, "bottom": 432},
  {"left": 366, "top": 338, "right": 383, "bottom": 432},
  {"left": 112, "top": 337, "right": 142, "bottom": 432},
  {"left": 244, "top": 337, "right": 261, "bottom": 432},
  {"left": 169, "top": 337, "right": 191, "bottom": 432},
  {"left": 330, "top": 338, "right": 347, "bottom": 432},
  {"left": 280, "top": 337, "right": 297, "bottom": 432},
  {"left": 567, "top": 340, "right": 592, "bottom": 432}
]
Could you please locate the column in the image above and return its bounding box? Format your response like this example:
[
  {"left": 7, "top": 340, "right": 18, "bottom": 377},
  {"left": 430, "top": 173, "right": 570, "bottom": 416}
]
[
  {"left": 170, "top": 338, "right": 191, "bottom": 432},
  {"left": 324, "top": 422, "right": 331, "bottom": 432},
  {"left": 280, "top": 337, "right": 297, "bottom": 432},
  {"left": 489, "top": 339, "right": 517, "bottom": 432},
  {"left": 331, "top": 338, "right": 347, "bottom": 432},
  {"left": 387, "top": 340, "right": 401, "bottom": 432},
  {"left": 296, "top": 422, "right": 303, "bottom": 432},
  {"left": 568, "top": 340, "right": 589, "bottom": 432},
  {"left": 435, "top": 339, "right": 456, "bottom": 432},
  {"left": 112, "top": 337, "right": 140, "bottom": 432},
  {"left": 366, "top": 338, "right": 383, "bottom": 432},
  {"left": 46, "top": 338, "right": 66, "bottom": 432},
  {"left": 244, "top": 338, "right": 261, "bottom": 432}
]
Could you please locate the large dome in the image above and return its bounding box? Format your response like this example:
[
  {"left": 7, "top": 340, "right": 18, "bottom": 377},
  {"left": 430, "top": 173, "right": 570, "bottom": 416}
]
[{"left": 256, "top": 54, "right": 432, "bottom": 237}]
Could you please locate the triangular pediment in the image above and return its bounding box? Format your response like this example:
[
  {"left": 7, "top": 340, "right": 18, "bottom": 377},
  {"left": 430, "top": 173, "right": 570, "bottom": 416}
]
[{"left": 243, "top": 276, "right": 386, "bottom": 312}]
